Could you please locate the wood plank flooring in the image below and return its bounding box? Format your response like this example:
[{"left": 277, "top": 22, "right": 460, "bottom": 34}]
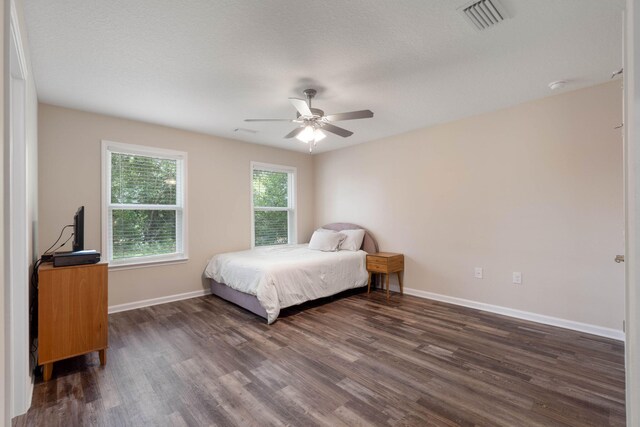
[{"left": 14, "top": 290, "right": 625, "bottom": 426}]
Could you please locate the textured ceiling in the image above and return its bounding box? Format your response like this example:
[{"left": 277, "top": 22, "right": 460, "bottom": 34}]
[{"left": 24, "top": 0, "right": 624, "bottom": 153}]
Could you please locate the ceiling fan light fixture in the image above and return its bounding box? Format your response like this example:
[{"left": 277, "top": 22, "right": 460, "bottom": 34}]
[
  {"left": 296, "top": 125, "right": 315, "bottom": 143},
  {"left": 296, "top": 125, "right": 327, "bottom": 143}
]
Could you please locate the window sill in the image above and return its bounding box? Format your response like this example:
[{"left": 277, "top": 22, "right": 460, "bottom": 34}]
[{"left": 108, "top": 256, "right": 189, "bottom": 271}]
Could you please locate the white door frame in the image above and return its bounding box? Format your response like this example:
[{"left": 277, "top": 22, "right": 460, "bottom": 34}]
[
  {"left": 625, "top": 1, "right": 639, "bottom": 425},
  {"left": 6, "top": 0, "right": 31, "bottom": 417}
]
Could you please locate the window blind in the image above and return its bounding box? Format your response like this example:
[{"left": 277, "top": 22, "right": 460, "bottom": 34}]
[
  {"left": 254, "top": 211, "right": 288, "bottom": 246},
  {"left": 111, "top": 153, "right": 179, "bottom": 205},
  {"left": 111, "top": 210, "right": 177, "bottom": 260}
]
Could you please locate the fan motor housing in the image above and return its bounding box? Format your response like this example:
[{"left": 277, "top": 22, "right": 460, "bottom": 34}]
[{"left": 296, "top": 108, "right": 324, "bottom": 119}]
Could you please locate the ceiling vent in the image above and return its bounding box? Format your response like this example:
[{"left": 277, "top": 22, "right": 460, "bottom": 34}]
[
  {"left": 234, "top": 127, "right": 258, "bottom": 134},
  {"left": 459, "top": 0, "right": 508, "bottom": 31}
]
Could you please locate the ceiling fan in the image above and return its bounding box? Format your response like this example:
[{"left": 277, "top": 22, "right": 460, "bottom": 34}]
[{"left": 245, "top": 89, "right": 374, "bottom": 152}]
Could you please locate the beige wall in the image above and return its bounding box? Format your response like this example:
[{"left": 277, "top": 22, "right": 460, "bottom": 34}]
[
  {"left": 315, "top": 81, "right": 624, "bottom": 330},
  {"left": 38, "top": 104, "right": 314, "bottom": 306}
]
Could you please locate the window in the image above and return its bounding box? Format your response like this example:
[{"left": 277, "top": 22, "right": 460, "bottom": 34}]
[
  {"left": 102, "top": 141, "right": 187, "bottom": 267},
  {"left": 251, "top": 162, "right": 296, "bottom": 247}
]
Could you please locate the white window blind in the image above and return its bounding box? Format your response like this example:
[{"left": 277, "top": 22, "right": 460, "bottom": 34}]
[
  {"left": 102, "top": 141, "right": 187, "bottom": 267},
  {"left": 251, "top": 163, "right": 296, "bottom": 247}
]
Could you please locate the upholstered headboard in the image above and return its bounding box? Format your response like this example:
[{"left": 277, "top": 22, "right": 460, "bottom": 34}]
[{"left": 321, "top": 223, "right": 379, "bottom": 253}]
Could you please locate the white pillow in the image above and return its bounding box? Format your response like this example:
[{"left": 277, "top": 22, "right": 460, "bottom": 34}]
[
  {"left": 308, "top": 230, "right": 345, "bottom": 252},
  {"left": 338, "top": 229, "right": 366, "bottom": 251}
]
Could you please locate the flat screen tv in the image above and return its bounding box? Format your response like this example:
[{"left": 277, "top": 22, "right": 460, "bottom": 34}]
[{"left": 72, "top": 206, "right": 84, "bottom": 252}]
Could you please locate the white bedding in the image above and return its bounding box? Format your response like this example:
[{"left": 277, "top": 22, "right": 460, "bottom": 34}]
[{"left": 203, "top": 244, "right": 368, "bottom": 323}]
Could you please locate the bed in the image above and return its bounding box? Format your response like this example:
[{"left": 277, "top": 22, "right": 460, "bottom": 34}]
[{"left": 203, "top": 223, "right": 378, "bottom": 323}]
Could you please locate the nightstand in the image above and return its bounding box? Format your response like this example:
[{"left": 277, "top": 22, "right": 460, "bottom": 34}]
[{"left": 366, "top": 252, "right": 404, "bottom": 299}]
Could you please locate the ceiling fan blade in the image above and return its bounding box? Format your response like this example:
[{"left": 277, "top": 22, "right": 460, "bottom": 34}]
[
  {"left": 324, "top": 110, "right": 374, "bottom": 122},
  {"left": 284, "top": 127, "right": 305, "bottom": 139},
  {"left": 244, "top": 118, "right": 295, "bottom": 122},
  {"left": 289, "top": 98, "right": 313, "bottom": 117},
  {"left": 320, "top": 122, "right": 353, "bottom": 138}
]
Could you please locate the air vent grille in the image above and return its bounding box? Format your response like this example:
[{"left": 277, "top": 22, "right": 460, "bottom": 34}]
[
  {"left": 460, "top": 0, "right": 508, "bottom": 31},
  {"left": 234, "top": 128, "right": 258, "bottom": 134}
]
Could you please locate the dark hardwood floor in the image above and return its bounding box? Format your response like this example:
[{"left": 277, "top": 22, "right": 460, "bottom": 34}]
[{"left": 15, "top": 290, "right": 625, "bottom": 426}]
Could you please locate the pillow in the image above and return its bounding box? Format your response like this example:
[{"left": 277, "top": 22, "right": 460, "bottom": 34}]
[
  {"left": 338, "top": 229, "right": 366, "bottom": 251},
  {"left": 308, "top": 230, "right": 346, "bottom": 252}
]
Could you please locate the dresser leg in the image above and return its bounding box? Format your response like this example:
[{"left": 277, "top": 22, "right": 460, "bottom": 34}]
[
  {"left": 99, "top": 349, "right": 107, "bottom": 366},
  {"left": 397, "top": 271, "right": 403, "bottom": 295},
  {"left": 367, "top": 271, "right": 372, "bottom": 293},
  {"left": 386, "top": 273, "right": 390, "bottom": 299},
  {"left": 43, "top": 363, "right": 53, "bottom": 381}
]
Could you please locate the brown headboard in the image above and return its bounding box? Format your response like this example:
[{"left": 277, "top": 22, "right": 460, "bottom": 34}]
[{"left": 321, "top": 223, "right": 379, "bottom": 253}]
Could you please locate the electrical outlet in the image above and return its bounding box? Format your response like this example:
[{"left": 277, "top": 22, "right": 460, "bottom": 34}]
[
  {"left": 474, "top": 267, "right": 483, "bottom": 279},
  {"left": 512, "top": 272, "right": 522, "bottom": 284}
]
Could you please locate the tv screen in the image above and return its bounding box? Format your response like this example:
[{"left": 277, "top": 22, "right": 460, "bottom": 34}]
[{"left": 72, "top": 206, "right": 84, "bottom": 252}]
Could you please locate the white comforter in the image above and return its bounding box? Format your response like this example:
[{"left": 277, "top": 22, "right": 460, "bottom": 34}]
[{"left": 204, "top": 244, "right": 368, "bottom": 323}]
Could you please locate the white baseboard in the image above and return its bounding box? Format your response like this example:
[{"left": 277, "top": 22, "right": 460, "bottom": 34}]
[
  {"left": 403, "top": 287, "right": 625, "bottom": 341},
  {"left": 108, "top": 289, "right": 211, "bottom": 314}
]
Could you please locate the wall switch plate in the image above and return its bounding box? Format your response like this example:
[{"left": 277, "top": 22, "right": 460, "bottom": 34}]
[
  {"left": 513, "top": 272, "right": 522, "bottom": 284},
  {"left": 474, "top": 267, "right": 483, "bottom": 279}
]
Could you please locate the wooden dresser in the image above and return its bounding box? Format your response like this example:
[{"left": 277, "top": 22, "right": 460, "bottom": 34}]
[
  {"left": 38, "top": 262, "right": 108, "bottom": 381},
  {"left": 366, "top": 252, "right": 404, "bottom": 299}
]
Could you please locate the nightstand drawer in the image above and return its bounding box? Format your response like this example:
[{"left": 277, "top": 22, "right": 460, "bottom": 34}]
[
  {"left": 367, "top": 254, "right": 404, "bottom": 273},
  {"left": 367, "top": 261, "right": 391, "bottom": 273}
]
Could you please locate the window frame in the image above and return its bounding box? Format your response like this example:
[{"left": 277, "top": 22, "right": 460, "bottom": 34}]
[
  {"left": 101, "top": 140, "right": 188, "bottom": 269},
  {"left": 250, "top": 161, "right": 297, "bottom": 248}
]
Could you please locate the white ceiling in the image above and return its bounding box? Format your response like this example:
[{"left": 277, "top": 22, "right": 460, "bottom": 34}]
[{"left": 23, "top": 0, "right": 624, "bottom": 154}]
